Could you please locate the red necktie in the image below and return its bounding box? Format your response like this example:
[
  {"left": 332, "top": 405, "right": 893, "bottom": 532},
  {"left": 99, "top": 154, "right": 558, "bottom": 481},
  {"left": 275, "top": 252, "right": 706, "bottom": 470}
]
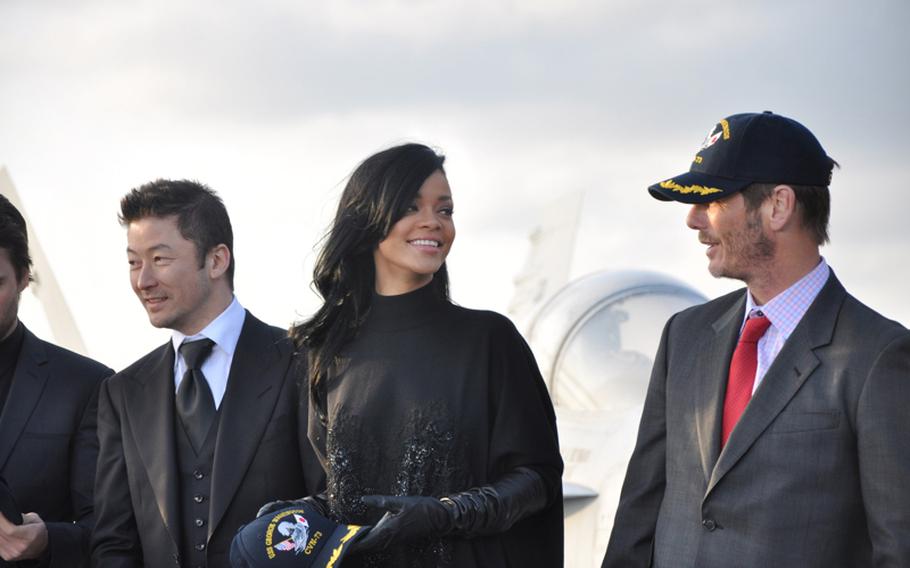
[{"left": 721, "top": 314, "right": 771, "bottom": 447}]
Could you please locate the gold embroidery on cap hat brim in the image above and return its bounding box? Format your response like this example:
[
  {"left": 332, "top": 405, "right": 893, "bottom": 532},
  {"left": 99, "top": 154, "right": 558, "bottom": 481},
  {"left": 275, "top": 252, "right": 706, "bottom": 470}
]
[
  {"left": 326, "top": 526, "right": 363, "bottom": 568},
  {"left": 659, "top": 180, "right": 724, "bottom": 196}
]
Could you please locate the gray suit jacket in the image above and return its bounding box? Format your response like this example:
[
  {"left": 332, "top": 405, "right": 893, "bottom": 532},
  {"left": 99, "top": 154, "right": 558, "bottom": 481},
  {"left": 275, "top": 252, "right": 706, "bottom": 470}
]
[{"left": 603, "top": 272, "right": 910, "bottom": 568}]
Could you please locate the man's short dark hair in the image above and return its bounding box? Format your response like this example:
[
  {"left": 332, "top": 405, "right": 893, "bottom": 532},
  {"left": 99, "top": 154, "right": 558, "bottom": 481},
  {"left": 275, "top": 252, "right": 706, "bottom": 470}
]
[
  {"left": 0, "top": 194, "right": 32, "bottom": 281},
  {"left": 741, "top": 182, "right": 831, "bottom": 245},
  {"left": 119, "top": 179, "right": 235, "bottom": 288}
]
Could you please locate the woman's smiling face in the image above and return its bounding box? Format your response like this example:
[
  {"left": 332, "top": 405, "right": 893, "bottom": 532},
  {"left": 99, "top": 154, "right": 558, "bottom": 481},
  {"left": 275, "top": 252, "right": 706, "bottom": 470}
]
[{"left": 373, "top": 170, "right": 455, "bottom": 295}]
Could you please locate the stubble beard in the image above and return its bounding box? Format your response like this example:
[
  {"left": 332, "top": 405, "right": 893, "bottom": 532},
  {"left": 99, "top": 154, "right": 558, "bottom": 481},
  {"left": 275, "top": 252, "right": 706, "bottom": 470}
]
[
  {"left": 0, "top": 306, "right": 18, "bottom": 341},
  {"left": 711, "top": 212, "right": 775, "bottom": 283}
]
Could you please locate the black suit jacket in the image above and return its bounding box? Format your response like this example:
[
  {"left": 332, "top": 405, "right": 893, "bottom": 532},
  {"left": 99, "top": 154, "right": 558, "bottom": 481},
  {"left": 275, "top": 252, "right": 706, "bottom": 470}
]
[
  {"left": 604, "top": 273, "right": 910, "bottom": 567},
  {"left": 0, "top": 325, "right": 112, "bottom": 568},
  {"left": 91, "top": 311, "right": 323, "bottom": 568}
]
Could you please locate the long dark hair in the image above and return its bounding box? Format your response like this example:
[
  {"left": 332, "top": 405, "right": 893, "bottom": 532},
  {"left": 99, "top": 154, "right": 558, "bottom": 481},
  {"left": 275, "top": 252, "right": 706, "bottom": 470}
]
[{"left": 291, "top": 143, "right": 450, "bottom": 414}]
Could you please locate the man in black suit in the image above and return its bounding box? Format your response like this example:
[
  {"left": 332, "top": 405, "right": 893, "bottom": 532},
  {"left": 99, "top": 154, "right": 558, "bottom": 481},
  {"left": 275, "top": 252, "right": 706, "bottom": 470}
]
[
  {"left": 603, "top": 112, "right": 910, "bottom": 567},
  {"left": 0, "top": 194, "right": 112, "bottom": 566},
  {"left": 92, "top": 180, "right": 322, "bottom": 567}
]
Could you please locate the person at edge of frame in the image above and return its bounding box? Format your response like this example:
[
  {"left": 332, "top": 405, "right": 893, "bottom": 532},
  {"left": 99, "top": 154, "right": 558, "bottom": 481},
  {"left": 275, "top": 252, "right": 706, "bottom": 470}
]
[
  {"left": 603, "top": 111, "right": 910, "bottom": 568},
  {"left": 0, "top": 193, "right": 113, "bottom": 567}
]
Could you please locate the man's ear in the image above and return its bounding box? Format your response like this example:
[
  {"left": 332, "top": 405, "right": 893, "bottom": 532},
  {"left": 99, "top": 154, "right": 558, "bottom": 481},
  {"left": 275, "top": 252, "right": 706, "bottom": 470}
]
[
  {"left": 208, "top": 244, "right": 231, "bottom": 280},
  {"left": 17, "top": 270, "right": 30, "bottom": 294},
  {"left": 767, "top": 185, "right": 797, "bottom": 232}
]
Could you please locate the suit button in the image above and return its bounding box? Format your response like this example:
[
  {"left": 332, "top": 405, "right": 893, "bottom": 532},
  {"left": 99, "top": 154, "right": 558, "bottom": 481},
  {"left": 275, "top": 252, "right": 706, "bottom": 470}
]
[
  {"left": 195, "top": 543, "right": 206, "bottom": 551},
  {"left": 195, "top": 518, "right": 206, "bottom": 527},
  {"left": 193, "top": 470, "right": 205, "bottom": 480},
  {"left": 702, "top": 519, "right": 717, "bottom": 531},
  {"left": 194, "top": 494, "right": 206, "bottom": 503}
]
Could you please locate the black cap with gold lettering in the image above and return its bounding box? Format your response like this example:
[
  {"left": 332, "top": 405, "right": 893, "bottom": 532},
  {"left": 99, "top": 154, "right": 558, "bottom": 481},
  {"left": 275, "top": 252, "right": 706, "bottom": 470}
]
[
  {"left": 648, "top": 111, "right": 835, "bottom": 204},
  {"left": 230, "top": 502, "right": 366, "bottom": 568}
]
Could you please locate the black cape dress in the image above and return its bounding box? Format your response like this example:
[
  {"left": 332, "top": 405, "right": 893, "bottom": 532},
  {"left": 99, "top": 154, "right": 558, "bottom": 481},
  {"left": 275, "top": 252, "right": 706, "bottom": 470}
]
[{"left": 306, "top": 282, "right": 564, "bottom": 567}]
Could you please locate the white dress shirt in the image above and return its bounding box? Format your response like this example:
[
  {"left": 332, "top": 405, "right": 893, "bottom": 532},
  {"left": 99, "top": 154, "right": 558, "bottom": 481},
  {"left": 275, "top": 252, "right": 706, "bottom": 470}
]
[{"left": 171, "top": 296, "right": 246, "bottom": 409}]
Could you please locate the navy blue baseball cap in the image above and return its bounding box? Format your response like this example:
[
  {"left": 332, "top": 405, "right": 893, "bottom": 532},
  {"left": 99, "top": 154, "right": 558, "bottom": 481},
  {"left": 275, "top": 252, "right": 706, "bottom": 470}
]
[
  {"left": 648, "top": 111, "right": 835, "bottom": 203},
  {"left": 231, "top": 502, "right": 366, "bottom": 568}
]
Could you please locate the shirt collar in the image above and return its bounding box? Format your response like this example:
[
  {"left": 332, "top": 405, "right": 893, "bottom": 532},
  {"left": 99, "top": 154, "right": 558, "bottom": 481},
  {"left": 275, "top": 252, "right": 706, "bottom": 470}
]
[
  {"left": 744, "top": 257, "right": 830, "bottom": 338},
  {"left": 171, "top": 296, "right": 246, "bottom": 355}
]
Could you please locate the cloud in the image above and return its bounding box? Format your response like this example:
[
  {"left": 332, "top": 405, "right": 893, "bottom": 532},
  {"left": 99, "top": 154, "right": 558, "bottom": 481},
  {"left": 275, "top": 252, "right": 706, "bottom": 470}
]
[{"left": 4, "top": 0, "right": 908, "bottom": 137}]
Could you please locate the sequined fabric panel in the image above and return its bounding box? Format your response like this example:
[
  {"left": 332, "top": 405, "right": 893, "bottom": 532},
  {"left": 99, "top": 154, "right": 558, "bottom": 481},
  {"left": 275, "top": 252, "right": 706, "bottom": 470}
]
[{"left": 326, "top": 403, "right": 464, "bottom": 567}]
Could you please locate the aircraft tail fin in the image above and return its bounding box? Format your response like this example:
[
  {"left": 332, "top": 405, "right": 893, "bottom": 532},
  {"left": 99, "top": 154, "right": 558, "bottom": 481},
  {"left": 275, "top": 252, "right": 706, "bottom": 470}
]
[
  {"left": 507, "top": 190, "right": 585, "bottom": 332},
  {"left": 1, "top": 166, "right": 87, "bottom": 355}
]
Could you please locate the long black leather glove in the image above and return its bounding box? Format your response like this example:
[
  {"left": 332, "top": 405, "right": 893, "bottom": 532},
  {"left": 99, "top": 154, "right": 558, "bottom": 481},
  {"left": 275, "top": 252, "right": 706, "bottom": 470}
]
[
  {"left": 355, "top": 495, "right": 453, "bottom": 551},
  {"left": 255, "top": 493, "right": 329, "bottom": 518},
  {"left": 355, "top": 466, "right": 548, "bottom": 552},
  {"left": 442, "top": 466, "right": 548, "bottom": 537}
]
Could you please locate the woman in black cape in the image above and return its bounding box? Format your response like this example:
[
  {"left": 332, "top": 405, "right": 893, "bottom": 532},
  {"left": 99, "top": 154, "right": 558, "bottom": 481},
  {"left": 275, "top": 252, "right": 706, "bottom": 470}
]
[{"left": 290, "top": 143, "right": 563, "bottom": 567}]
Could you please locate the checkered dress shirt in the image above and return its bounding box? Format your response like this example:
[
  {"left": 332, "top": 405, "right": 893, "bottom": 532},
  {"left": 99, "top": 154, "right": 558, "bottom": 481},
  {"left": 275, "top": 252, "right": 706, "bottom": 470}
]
[{"left": 744, "top": 258, "right": 831, "bottom": 392}]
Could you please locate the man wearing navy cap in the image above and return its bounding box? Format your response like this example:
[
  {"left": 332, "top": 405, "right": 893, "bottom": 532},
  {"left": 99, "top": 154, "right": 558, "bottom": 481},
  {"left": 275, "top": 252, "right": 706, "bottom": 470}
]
[{"left": 603, "top": 112, "right": 910, "bottom": 567}]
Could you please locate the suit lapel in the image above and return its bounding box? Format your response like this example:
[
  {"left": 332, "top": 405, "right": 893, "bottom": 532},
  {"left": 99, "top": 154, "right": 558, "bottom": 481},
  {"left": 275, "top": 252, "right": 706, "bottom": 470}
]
[
  {"left": 0, "top": 327, "right": 49, "bottom": 470},
  {"left": 694, "top": 297, "right": 744, "bottom": 484},
  {"left": 124, "top": 343, "right": 181, "bottom": 547},
  {"left": 707, "top": 274, "right": 846, "bottom": 495},
  {"left": 209, "top": 312, "right": 288, "bottom": 538}
]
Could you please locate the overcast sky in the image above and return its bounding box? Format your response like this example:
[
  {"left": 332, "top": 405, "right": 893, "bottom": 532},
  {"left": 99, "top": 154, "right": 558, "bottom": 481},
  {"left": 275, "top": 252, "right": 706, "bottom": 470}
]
[{"left": 2, "top": 0, "right": 908, "bottom": 369}]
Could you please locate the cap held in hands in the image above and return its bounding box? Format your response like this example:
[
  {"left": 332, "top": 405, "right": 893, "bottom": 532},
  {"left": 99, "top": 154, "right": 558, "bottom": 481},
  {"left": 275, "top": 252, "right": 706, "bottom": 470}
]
[{"left": 231, "top": 500, "right": 366, "bottom": 568}]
